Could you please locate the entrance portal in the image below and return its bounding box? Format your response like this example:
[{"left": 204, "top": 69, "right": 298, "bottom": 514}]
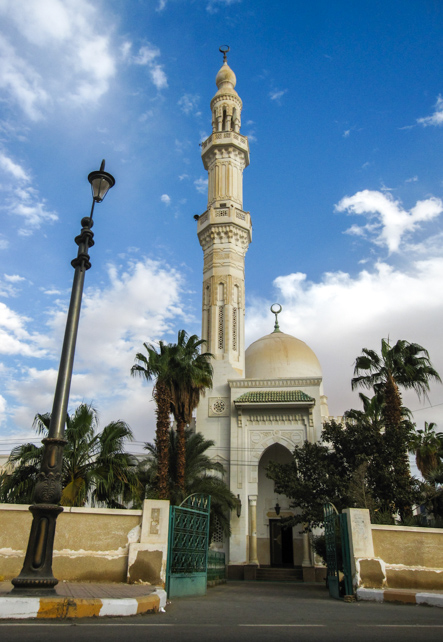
[{"left": 270, "top": 519, "right": 294, "bottom": 567}]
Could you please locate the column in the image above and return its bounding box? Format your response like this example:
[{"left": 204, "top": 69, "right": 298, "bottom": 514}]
[
  {"left": 302, "top": 530, "right": 311, "bottom": 567},
  {"left": 248, "top": 495, "right": 259, "bottom": 565}
]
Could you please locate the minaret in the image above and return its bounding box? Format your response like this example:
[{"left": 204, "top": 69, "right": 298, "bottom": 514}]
[{"left": 196, "top": 48, "right": 252, "bottom": 403}]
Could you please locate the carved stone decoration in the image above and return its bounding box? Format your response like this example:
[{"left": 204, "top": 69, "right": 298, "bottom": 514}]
[
  {"left": 209, "top": 396, "right": 230, "bottom": 417},
  {"left": 33, "top": 471, "right": 63, "bottom": 505}
]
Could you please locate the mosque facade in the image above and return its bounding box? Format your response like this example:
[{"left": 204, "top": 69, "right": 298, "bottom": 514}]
[{"left": 195, "top": 51, "right": 329, "bottom": 580}]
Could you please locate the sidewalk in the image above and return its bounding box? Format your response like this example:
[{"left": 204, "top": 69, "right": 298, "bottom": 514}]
[
  {"left": 357, "top": 586, "right": 443, "bottom": 608},
  {"left": 0, "top": 581, "right": 167, "bottom": 619}
]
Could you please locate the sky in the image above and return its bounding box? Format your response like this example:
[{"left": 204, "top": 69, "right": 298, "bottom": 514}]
[{"left": 1, "top": 0, "right": 443, "bottom": 457}]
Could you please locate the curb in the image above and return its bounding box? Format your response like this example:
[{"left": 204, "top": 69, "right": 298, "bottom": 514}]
[
  {"left": 356, "top": 587, "right": 443, "bottom": 608},
  {"left": 0, "top": 589, "right": 167, "bottom": 620}
]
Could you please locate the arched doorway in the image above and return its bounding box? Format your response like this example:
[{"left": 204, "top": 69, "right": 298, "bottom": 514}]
[{"left": 257, "top": 443, "right": 300, "bottom": 567}]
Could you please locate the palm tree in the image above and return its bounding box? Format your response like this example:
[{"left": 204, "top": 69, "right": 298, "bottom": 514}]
[
  {"left": 0, "top": 442, "right": 43, "bottom": 504},
  {"left": 131, "top": 339, "right": 175, "bottom": 499},
  {"left": 352, "top": 339, "right": 441, "bottom": 429},
  {"left": 137, "top": 427, "right": 236, "bottom": 539},
  {"left": 344, "top": 392, "right": 386, "bottom": 429},
  {"left": 408, "top": 422, "right": 443, "bottom": 481},
  {"left": 0, "top": 404, "right": 139, "bottom": 507},
  {"left": 168, "top": 330, "right": 213, "bottom": 492},
  {"left": 131, "top": 332, "right": 213, "bottom": 498},
  {"left": 351, "top": 339, "right": 440, "bottom": 518}
]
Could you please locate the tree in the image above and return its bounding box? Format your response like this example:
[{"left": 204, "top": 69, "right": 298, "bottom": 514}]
[
  {"left": 408, "top": 421, "right": 443, "bottom": 480},
  {"left": 168, "top": 330, "right": 213, "bottom": 492},
  {"left": 267, "top": 416, "right": 421, "bottom": 529},
  {"left": 131, "top": 331, "right": 213, "bottom": 498},
  {"left": 352, "top": 339, "right": 441, "bottom": 517},
  {"left": 131, "top": 340, "right": 175, "bottom": 499},
  {"left": 0, "top": 404, "right": 139, "bottom": 507},
  {"left": 352, "top": 339, "right": 441, "bottom": 425},
  {"left": 137, "top": 427, "right": 237, "bottom": 539}
]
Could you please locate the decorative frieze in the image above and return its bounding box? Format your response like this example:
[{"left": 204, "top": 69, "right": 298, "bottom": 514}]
[
  {"left": 247, "top": 413, "right": 306, "bottom": 425},
  {"left": 229, "top": 377, "right": 323, "bottom": 388}
]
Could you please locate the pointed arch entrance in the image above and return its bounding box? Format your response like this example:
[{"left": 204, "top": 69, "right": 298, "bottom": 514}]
[{"left": 257, "top": 443, "right": 301, "bottom": 567}]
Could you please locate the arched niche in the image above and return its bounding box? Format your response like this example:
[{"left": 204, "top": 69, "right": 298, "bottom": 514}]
[{"left": 256, "top": 443, "right": 297, "bottom": 566}]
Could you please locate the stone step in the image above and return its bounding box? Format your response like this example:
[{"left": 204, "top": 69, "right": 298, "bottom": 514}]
[{"left": 256, "top": 567, "right": 303, "bottom": 582}]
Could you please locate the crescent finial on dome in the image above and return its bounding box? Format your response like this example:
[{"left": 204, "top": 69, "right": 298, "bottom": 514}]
[
  {"left": 216, "top": 45, "right": 237, "bottom": 89},
  {"left": 270, "top": 303, "right": 282, "bottom": 333}
]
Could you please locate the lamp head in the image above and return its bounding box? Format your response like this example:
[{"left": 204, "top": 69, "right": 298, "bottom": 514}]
[
  {"left": 88, "top": 159, "right": 115, "bottom": 203},
  {"left": 236, "top": 494, "right": 242, "bottom": 518}
]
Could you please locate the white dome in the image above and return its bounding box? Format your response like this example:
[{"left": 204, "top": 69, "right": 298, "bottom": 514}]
[{"left": 245, "top": 332, "right": 322, "bottom": 380}]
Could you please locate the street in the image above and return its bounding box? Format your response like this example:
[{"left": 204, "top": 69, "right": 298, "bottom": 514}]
[{"left": 1, "top": 581, "right": 442, "bottom": 642}]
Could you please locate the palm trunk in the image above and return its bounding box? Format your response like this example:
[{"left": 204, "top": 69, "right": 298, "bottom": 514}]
[
  {"left": 176, "top": 418, "right": 186, "bottom": 493},
  {"left": 154, "top": 381, "right": 171, "bottom": 500},
  {"left": 383, "top": 374, "right": 412, "bottom": 519}
]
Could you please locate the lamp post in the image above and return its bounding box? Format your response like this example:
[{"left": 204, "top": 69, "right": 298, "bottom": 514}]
[{"left": 11, "top": 160, "right": 115, "bottom": 592}]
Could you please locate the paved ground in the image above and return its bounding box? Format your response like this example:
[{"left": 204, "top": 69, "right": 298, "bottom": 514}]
[
  {"left": 1, "top": 581, "right": 442, "bottom": 641},
  {"left": 0, "top": 581, "right": 159, "bottom": 599}
]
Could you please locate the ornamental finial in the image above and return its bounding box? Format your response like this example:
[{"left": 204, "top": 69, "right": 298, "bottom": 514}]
[
  {"left": 219, "top": 45, "right": 230, "bottom": 63},
  {"left": 271, "top": 303, "right": 282, "bottom": 333}
]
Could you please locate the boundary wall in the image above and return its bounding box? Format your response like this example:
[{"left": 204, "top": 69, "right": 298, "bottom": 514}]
[
  {"left": 0, "top": 500, "right": 170, "bottom": 586},
  {"left": 344, "top": 508, "right": 443, "bottom": 591}
]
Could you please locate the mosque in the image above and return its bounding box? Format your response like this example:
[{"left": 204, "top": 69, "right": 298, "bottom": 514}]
[{"left": 195, "top": 49, "right": 329, "bottom": 581}]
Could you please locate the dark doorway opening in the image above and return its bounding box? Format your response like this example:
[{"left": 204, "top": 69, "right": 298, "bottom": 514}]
[{"left": 270, "top": 519, "right": 294, "bottom": 567}]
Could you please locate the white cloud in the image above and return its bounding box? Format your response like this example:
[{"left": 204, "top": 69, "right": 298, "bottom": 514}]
[
  {"left": 4, "top": 274, "right": 25, "bottom": 283},
  {"left": 178, "top": 94, "right": 200, "bottom": 115},
  {"left": 0, "top": 238, "right": 9, "bottom": 250},
  {"left": 0, "top": 394, "right": 6, "bottom": 426},
  {"left": 161, "top": 194, "right": 171, "bottom": 205},
  {"left": 343, "top": 129, "right": 350, "bottom": 138},
  {"left": 417, "top": 95, "right": 443, "bottom": 127},
  {"left": 156, "top": 0, "right": 167, "bottom": 11},
  {"left": 0, "top": 0, "right": 116, "bottom": 118},
  {"left": 150, "top": 65, "right": 168, "bottom": 90},
  {"left": 0, "top": 150, "right": 58, "bottom": 232},
  {"left": 246, "top": 256, "right": 443, "bottom": 425},
  {"left": 0, "top": 301, "right": 48, "bottom": 356},
  {"left": 133, "top": 44, "right": 160, "bottom": 66},
  {"left": 7, "top": 258, "right": 188, "bottom": 441},
  {"left": 179, "top": 174, "right": 189, "bottom": 181},
  {"left": 0, "top": 152, "right": 30, "bottom": 181},
  {"left": 269, "top": 89, "right": 287, "bottom": 103},
  {"left": 336, "top": 190, "right": 443, "bottom": 253},
  {"left": 122, "top": 41, "right": 168, "bottom": 90},
  {"left": 194, "top": 177, "right": 208, "bottom": 194},
  {"left": 4, "top": 185, "right": 58, "bottom": 231}
]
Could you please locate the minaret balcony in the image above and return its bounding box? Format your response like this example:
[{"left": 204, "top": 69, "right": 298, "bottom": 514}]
[
  {"left": 197, "top": 206, "right": 251, "bottom": 235},
  {"left": 201, "top": 131, "right": 250, "bottom": 167}
]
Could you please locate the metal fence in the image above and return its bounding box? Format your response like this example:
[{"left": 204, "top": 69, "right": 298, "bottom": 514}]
[{"left": 207, "top": 550, "right": 226, "bottom": 583}]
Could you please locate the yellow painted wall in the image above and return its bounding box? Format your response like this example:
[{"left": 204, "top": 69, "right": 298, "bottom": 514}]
[{"left": 0, "top": 504, "right": 142, "bottom": 582}]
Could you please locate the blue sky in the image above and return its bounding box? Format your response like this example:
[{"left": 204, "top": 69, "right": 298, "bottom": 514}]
[{"left": 1, "top": 0, "right": 443, "bottom": 455}]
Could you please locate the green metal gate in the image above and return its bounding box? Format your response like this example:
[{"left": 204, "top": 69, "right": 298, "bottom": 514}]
[
  {"left": 323, "top": 503, "right": 353, "bottom": 600},
  {"left": 165, "top": 493, "right": 211, "bottom": 598}
]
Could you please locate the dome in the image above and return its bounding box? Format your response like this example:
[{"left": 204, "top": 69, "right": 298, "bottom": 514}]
[
  {"left": 215, "top": 61, "right": 237, "bottom": 90},
  {"left": 245, "top": 332, "right": 322, "bottom": 380}
]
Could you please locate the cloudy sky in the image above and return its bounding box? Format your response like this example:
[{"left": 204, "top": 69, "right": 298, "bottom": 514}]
[{"left": 1, "top": 0, "right": 443, "bottom": 456}]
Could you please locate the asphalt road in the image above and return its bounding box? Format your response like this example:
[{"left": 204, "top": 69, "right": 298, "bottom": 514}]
[{"left": 1, "top": 581, "right": 443, "bottom": 642}]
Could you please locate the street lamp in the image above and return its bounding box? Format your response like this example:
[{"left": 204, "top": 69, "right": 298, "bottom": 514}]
[{"left": 11, "top": 160, "right": 115, "bottom": 592}]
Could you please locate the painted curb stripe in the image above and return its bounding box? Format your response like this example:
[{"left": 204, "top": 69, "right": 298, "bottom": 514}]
[
  {"left": 136, "top": 594, "right": 160, "bottom": 614},
  {"left": 0, "top": 597, "right": 40, "bottom": 619},
  {"left": 0, "top": 590, "right": 167, "bottom": 619},
  {"left": 100, "top": 598, "right": 138, "bottom": 617},
  {"left": 357, "top": 588, "right": 443, "bottom": 608}
]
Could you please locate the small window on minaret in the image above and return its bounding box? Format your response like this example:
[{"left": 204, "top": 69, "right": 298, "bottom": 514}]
[{"left": 222, "top": 108, "right": 227, "bottom": 131}]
